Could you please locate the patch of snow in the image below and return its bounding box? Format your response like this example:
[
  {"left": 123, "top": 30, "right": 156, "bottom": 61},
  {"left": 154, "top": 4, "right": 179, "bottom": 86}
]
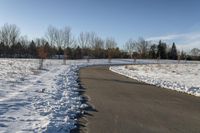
[
  {"left": 110, "top": 63, "right": 200, "bottom": 97},
  {"left": 0, "top": 58, "right": 140, "bottom": 133},
  {"left": 0, "top": 59, "right": 85, "bottom": 133}
]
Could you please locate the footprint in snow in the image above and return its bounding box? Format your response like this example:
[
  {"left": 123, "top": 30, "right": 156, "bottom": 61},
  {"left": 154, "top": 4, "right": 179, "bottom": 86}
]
[
  {"left": 7, "top": 117, "right": 16, "bottom": 120},
  {"left": 0, "top": 123, "right": 8, "bottom": 127},
  {"left": 36, "top": 80, "right": 42, "bottom": 83}
]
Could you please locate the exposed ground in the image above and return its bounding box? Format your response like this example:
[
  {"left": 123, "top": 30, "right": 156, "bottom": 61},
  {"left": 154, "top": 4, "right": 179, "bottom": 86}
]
[{"left": 78, "top": 66, "right": 200, "bottom": 133}]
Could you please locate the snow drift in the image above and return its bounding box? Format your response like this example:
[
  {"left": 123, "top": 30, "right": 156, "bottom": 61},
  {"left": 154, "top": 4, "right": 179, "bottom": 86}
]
[{"left": 110, "top": 64, "right": 200, "bottom": 97}]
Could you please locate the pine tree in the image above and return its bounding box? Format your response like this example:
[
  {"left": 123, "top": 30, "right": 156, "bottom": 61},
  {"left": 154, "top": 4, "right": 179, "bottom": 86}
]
[
  {"left": 149, "top": 44, "right": 157, "bottom": 59},
  {"left": 29, "top": 40, "right": 37, "bottom": 58},
  {"left": 157, "top": 40, "right": 167, "bottom": 59},
  {"left": 170, "top": 42, "right": 178, "bottom": 60},
  {"left": 0, "top": 42, "right": 5, "bottom": 57},
  {"left": 75, "top": 46, "right": 82, "bottom": 59}
]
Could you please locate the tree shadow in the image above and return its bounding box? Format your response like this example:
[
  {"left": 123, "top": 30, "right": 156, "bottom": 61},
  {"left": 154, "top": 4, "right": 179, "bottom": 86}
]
[{"left": 71, "top": 79, "right": 98, "bottom": 133}]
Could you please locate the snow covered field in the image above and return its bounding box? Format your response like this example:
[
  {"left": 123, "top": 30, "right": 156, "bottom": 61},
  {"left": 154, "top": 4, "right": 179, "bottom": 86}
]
[
  {"left": 0, "top": 59, "right": 84, "bottom": 133},
  {"left": 1, "top": 58, "right": 199, "bottom": 132},
  {"left": 110, "top": 63, "right": 200, "bottom": 97},
  {"left": 0, "top": 58, "right": 152, "bottom": 133}
]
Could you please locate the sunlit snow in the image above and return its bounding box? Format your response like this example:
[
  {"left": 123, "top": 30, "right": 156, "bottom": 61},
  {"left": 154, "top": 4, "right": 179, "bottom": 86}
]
[{"left": 110, "top": 63, "right": 200, "bottom": 97}]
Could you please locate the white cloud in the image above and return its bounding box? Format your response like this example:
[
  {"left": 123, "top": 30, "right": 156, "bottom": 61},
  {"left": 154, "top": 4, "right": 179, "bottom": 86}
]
[
  {"left": 146, "top": 32, "right": 200, "bottom": 51},
  {"left": 147, "top": 34, "right": 185, "bottom": 41}
]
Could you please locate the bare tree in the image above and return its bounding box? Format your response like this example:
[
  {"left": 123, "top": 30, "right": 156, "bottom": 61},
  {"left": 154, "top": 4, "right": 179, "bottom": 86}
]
[
  {"left": 93, "top": 36, "right": 104, "bottom": 58},
  {"left": 38, "top": 47, "right": 48, "bottom": 69},
  {"left": 190, "top": 48, "right": 200, "bottom": 57},
  {"left": 45, "top": 25, "right": 57, "bottom": 46},
  {"left": 45, "top": 26, "right": 74, "bottom": 63},
  {"left": 45, "top": 26, "right": 62, "bottom": 59},
  {"left": 78, "top": 32, "right": 90, "bottom": 48},
  {"left": 18, "top": 36, "right": 29, "bottom": 57},
  {"left": 125, "top": 38, "right": 137, "bottom": 63},
  {"left": 20, "top": 35, "right": 29, "bottom": 46},
  {"left": 93, "top": 36, "right": 104, "bottom": 49},
  {"left": 0, "top": 23, "right": 20, "bottom": 46},
  {"left": 78, "top": 32, "right": 96, "bottom": 62},
  {"left": 136, "top": 37, "right": 150, "bottom": 58},
  {"left": 88, "top": 32, "right": 97, "bottom": 48},
  {"left": 78, "top": 32, "right": 90, "bottom": 61},
  {"left": 37, "top": 38, "right": 48, "bottom": 69},
  {"left": 61, "top": 26, "right": 74, "bottom": 65},
  {"left": 177, "top": 50, "right": 181, "bottom": 64},
  {"left": 54, "top": 29, "right": 62, "bottom": 48},
  {"left": 105, "top": 38, "right": 117, "bottom": 63}
]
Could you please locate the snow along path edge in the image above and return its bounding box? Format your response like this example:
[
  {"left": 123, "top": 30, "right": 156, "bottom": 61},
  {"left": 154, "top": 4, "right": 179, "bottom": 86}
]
[
  {"left": 109, "top": 66, "right": 200, "bottom": 97},
  {"left": 36, "top": 65, "right": 88, "bottom": 133}
]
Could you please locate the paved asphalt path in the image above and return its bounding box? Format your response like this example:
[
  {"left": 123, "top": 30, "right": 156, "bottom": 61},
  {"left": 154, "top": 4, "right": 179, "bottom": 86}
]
[{"left": 77, "top": 66, "right": 200, "bottom": 133}]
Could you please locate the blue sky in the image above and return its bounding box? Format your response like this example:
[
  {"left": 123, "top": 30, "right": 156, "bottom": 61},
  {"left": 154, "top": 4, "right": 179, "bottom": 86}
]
[{"left": 1, "top": 0, "right": 200, "bottom": 50}]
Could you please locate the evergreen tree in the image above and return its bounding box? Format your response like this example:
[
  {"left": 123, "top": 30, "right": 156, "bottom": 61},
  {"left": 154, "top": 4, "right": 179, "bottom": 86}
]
[
  {"left": 157, "top": 40, "right": 167, "bottom": 59},
  {"left": 66, "top": 47, "right": 72, "bottom": 59},
  {"left": 75, "top": 46, "right": 82, "bottom": 59},
  {"left": 57, "top": 46, "right": 63, "bottom": 59},
  {"left": 16, "top": 42, "right": 23, "bottom": 57},
  {"left": 0, "top": 42, "right": 5, "bottom": 57},
  {"left": 29, "top": 40, "right": 37, "bottom": 58},
  {"left": 149, "top": 44, "right": 157, "bottom": 59},
  {"left": 170, "top": 42, "right": 178, "bottom": 60}
]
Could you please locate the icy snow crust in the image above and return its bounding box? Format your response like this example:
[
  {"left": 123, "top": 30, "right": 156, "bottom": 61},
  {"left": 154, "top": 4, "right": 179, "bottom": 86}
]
[{"left": 110, "top": 63, "right": 200, "bottom": 97}]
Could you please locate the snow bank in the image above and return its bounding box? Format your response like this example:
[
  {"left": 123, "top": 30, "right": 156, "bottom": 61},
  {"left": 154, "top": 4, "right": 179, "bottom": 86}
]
[
  {"left": 31, "top": 65, "right": 84, "bottom": 133},
  {"left": 110, "top": 64, "right": 200, "bottom": 97},
  {"left": 0, "top": 59, "right": 86, "bottom": 133}
]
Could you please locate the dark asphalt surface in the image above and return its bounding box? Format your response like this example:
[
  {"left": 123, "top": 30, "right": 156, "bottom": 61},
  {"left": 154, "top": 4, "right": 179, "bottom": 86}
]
[{"left": 78, "top": 66, "right": 200, "bottom": 133}]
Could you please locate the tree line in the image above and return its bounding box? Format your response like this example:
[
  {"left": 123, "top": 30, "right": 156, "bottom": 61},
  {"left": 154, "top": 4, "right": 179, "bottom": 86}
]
[
  {"left": 0, "top": 23, "right": 200, "bottom": 61},
  {"left": 0, "top": 24, "right": 127, "bottom": 62},
  {"left": 124, "top": 38, "right": 200, "bottom": 61}
]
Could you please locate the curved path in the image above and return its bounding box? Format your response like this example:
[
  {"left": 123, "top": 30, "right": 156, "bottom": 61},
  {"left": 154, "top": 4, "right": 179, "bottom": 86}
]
[{"left": 78, "top": 66, "right": 200, "bottom": 133}]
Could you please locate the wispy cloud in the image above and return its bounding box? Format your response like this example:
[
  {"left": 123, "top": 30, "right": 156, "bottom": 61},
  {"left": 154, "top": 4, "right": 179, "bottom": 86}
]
[
  {"left": 146, "top": 32, "right": 200, "bottom": 51},
  {"left": 147, "top": 34, "right": 185, "bottom": 41}
]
